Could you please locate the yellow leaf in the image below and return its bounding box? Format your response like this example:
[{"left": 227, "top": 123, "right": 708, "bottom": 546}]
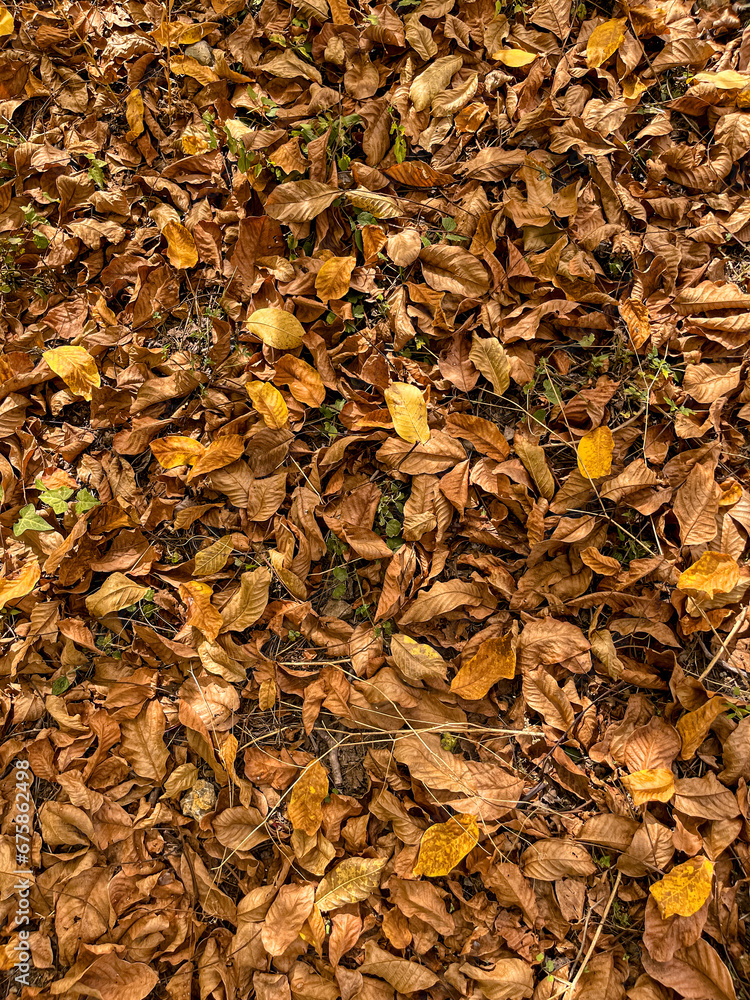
[
  {"left": 450, "top": 632, "right": 516, "bottom": 701},
  {"left": 493, "top": 48, "right": 537, "bottom": 67},
  {"left": 125, "top": 89, "right": 145, "bottom": 139},
  {"left": 219, "top": 567, "right": 271, "bottom": 632},
  {"left": 694, "top": 70, "right": 750, "bottom": 90},
  {"left": 179, "top": 581, "right": 223, "bottom": 642},
  {"left": 85, "top": 573, "right": 149, "bottom": 617},
  {"left": 622, "top": 75, "right": 648, "bottom": 100},
  {"left": 181, "top": 125, "right": 211, "bottom": 154},
  {"left": 0, "top": 3, "right": 14, "bottom": 36},
  {"left": 151, "top": 436, "right": 205, "bottom": 470},
  {"left": 194, "top": 535, "right": 234, "bottom": 576},
  {"left": 650, "top": 856, "right": 714, "bottom": 919},
  {"left": 247, "top": 381, "right": 289, "bottom": 429},
  {"left": 247, "top": 307, "right": 306, "bottom": 349},
  {"left": 621, "top": 767, "right": 675, "bottom": 806},
  {"left": 410, "top": 54, "right": 463, "bottom": 111},
  {"left": 384, "top": 383, "right": 430, "bottom": 444},
  {"left": 258, "top": 678, "right": 276, "bottom": 711},
  {"left": 288, "top": 760, "right": 328, "bottom": 836},
  {"left": 315, "top": 256, "right": 356, "bottom": 302},
  {"left": 218, "top": 733, "right": 240, "bottom": 785},
  {"left": 43, "top": 346, "right": 101, "bottom": 402},
  {"left": 162, "top": 220, "right": 198, "bottom": 269},
  {"left": 676, "top": 698, "right": 729, "bottom": 761},
  {"left": 586, "top": 18, "right": 628, "bottom": 69},
  {"left": 315, "top": 856, "right": 387, "bottom": 911},
  {"left": 577, "top": 425, "right": 614, "bottom": 479},
  {"left": 413, "top": 813, "right": 479, "bottom": 877},
  {"left": 0, "top": 553, "right": 40, "bottom": 609},
  {"left": 343, "top": 189, "right": 402, "bottom": 220},
  {"left": 677, "top": 552, "right": 740, "bottom": 598},
  {"left": 469, "top": 334, "right": 510, "bottom": 396}
]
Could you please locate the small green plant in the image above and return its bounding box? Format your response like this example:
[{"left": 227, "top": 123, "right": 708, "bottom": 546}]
[
  {"left": 320, "top": 397, "right": 345, "bottom": 439},
  {"left": 122, "top": 588, "right": 157, "bottom": 621},
  {"left": 375, "top": 482, "right": 406, "bottom": 550},
  {"left": 85, "top": 153, "right": 108, "bottom": 190},
  {"left": 390, "top": 109, "right": 407, "bottom": 163}
]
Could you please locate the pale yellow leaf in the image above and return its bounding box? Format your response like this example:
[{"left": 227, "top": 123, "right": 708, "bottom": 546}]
[
  {"left": 246, "top": 381, "right": 289, "bottom": 428},
  {"left": 385, "top": 382, "right": 430, "bottom": 444},
  {"left": 125, "top": 89, "right": 145, "bottom": 138},
  {"left": 179, "top": 581, "right": 223, "bottom": 642},
  {"left": 493, "top": 48, "right": 537, "bottom": 67},
  {"left": 151, "top": 436, "right": 205, "bottom": 470},
  {"left": 469, "top": 334, "right": 510, "bottom": 395},
  {"left": 246, "top": 307, "right": 306, "bottom": 349},
  {"left": 85, "top": 573, "right": 149, "bottom": 617}
]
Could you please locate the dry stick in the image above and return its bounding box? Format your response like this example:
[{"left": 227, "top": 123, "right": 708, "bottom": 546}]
[
  {"left": 699, "top": 606, "right": 749, "bottom": 682},
  {"left": 562, "top": 870, "right": 622, "bottom": 1000}
]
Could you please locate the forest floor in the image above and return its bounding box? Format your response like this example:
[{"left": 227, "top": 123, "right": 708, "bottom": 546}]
[{"left": 1, "top": 2, "right": 750, "bottom": 1000}]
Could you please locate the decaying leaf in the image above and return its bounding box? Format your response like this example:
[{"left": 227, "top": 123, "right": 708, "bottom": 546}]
[
  {"left": 450, "top": 632, "right": 516, "bottom": 700},
  {"left": 288, "top": 760, "right": 329, "bottom": 836},
  {"left": 413, "top": 813, "right": 479, "bottom": 877},
  {"left": 315, "top": 856, "right": 387, "bottom": 910},
  {"left": 650, "top": 857, "right": 714, "bottom": 919},
  {"left": 677, "top": 553, "right": 740, "bottom": 598}
]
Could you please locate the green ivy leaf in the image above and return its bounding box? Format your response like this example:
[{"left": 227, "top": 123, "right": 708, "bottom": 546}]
[
  {"left": 74, "top": 489, "right": 100, "bottom": 516},
  {"left": 13, "top": 504, "right": 54, "bottom": 536}
]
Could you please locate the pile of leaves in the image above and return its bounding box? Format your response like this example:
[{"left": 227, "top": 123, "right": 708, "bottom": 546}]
[{"left": 2, "top": 0, "right": 750, "bottom": 997}]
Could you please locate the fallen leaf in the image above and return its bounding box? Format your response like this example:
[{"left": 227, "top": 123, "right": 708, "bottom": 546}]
[
  {"left": 247, "top": 307, "right": 306, "bottom": 349},
  {"left": 315, "top": 856, "right": 387, "bottom": 910},
  {"left": 677, "top": 552, "right": 740, "bottom": 598},
  {"left": 315, "top": 256, "right": 356, "bottom": 301},
  {"left": 162, "top": 220, "right": 198, "bottom": 269},
  {"left": 43, "top": 346, "right": 101, "bottom": 401},
  {"left": 577, "top": 426, "right": 614, "bottom": 479},
  {"left": 288, "top": 760, "right": 329, "bottom": 836},
  {"left": 650, "top": 856, "right": 714, "bottom": 919},
  {"left": 384, "top": 382, "right": 430, "bottom": 444},
  {"left": 413, "top": 813, "right": 479, "bottom": 876},
  {"left": 586, "top": 18, "right": 628, "bottom": 68},
  {"left": 622, "top": 768, "right": 675, "bottom": 806},
  {"left": 450, "top": 632, "right": 516, "bottom": 700}
]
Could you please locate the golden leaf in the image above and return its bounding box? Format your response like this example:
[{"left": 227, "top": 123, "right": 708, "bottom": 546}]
[
  {"left": 218, "top": 733, "right": 239, "bottom": 785},
  {"left": 718, "top": 481, "right": 743, "bottom": 507},
  {"left": 194, "top": 535, "right": 234, "bottom": 576},
  {"left": 315, "top": 856, "right": 387, "bottom": 911},
  {"left": 619, "top": 298, "right": 651, "bottom": 349},
  {"left": 343, "top": 189, "right": 402, "bottom": 219},
  {"left": 85, "top": 573, "right": 149, "bottom": 617},
  {"left": 577, "top": 425, "right": 614, "bottom": 479},
  {"left": 384, "top": 382, "right": 430, "bottom": 444},
  {"left": 0, "top": 552, "right": 40, "bottom": 609},
  {"left": 586, "top": 18, "right": 628, "bottom": 69},
  {"left": 0, "top": 3, "right": 13, "bottom": 36},
  {"left": 694, "top": 70, "right": 750, "bottom": 90},
  {"left": 288, "top": 760, "right": 329, "bottom": 836},
  {"left": 621, "top": 767, "right": 675, "bottom": 806},
  {"left": 188, "top": 435, "right": 245, "bottom": 480},
  {"left": 469, "top": 334, "right": 510, "bottom": 395},
  {"left": 390, "top": 634, "right": 448, "bottom": 683},
  {"left": 677, "top": 552, "right": 740, "bottom": 598},
  {"left": 181, "top": 125, "right": 211, "bottom": 154},
  {"left": 676, "top": 698, "right": 730, "bottom": 761},
  {"left": 179, "top": 581, "right": 223, "bottom": 642},
  {"left": 450, "top": 632, "right": 516, "bottom": 701},
  {"left": 125, "top": 89, "right": 145, "bottom": 138},
  {"left": 514, "top": 425, "right": 555, "bottom": 500},
  {"left": 246, "top": 307, "right": 306, "bottom": 349},
  {"left": 162, "top": 220, "right": 198, "bottom": 269},
  {"left": 273, "top": 355, "right": 326, "bottom": 407},
  {"left": 247, "top": 381, "right": 289, "bottom": 429},
  {"left": 493, "top": 48, "right": 537, "bottom": 67},
  {"left": 220, "top": 567, "right": 271, "bottom": 632},
  {"left": 650, "top": 856, "right": 714, "bottom": 919},
  {"left": 43, "top": 346, "right": 101, "bottom": 402},
  {"left": 151, "top": 436, "right": 205, "bottom": 470},
  {"left": 413, "top": 813, "right": 479, "bottom": 877},
  {"left": 315, "top": 256, "right": 356, "bottom": 302},
  {"left": 258, "top": 678, "right": 276, "bottom": 711}
]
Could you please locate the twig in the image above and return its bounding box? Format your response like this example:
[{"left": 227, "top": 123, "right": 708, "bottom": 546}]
[
  {"left": 562, "top": 871, "right": 622, "bottom": 1000},
  {"left": 699, "top": 607, "right": 748, "bottom": 682}
]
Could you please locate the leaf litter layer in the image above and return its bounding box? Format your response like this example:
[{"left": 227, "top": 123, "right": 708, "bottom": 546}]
[{"left": 1, "top": 1, "right": 750, "bottom": 999}]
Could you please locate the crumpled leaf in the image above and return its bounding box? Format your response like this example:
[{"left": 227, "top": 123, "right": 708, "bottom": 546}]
[{"left": 450, "top": 632, "right": 516, "bottom": 700}]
